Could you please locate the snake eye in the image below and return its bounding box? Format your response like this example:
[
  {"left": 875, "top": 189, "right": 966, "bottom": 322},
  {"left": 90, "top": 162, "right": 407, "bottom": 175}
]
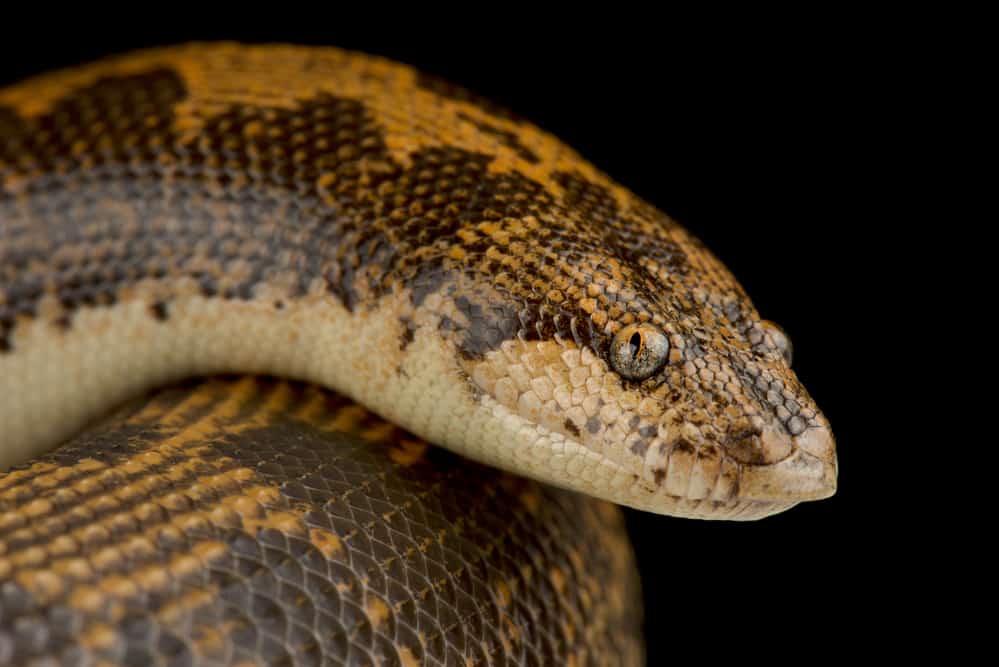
[
  {"left": 609, "top": 323, "right": 670, "bottom": 381},
  {"left": 760, "top": 320, "right": 793, "bottom": 366}
]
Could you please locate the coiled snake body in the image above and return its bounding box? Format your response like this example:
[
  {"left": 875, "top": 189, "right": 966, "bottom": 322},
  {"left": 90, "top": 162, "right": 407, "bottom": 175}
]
[{"left": 0, "top": 44, "right": 837, "bottom": 665}]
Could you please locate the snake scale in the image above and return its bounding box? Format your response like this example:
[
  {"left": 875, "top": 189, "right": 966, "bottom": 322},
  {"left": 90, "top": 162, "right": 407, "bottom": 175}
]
[{"left": 0, "top": 43, "right": 837, "bottom": 665}]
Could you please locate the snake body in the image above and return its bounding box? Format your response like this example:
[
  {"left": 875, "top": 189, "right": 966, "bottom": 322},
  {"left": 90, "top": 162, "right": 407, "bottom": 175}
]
[
  {"left": 0, "top": 43, "right": 837, "bottom": 664},
  {"left": 0, "top": 377, "right": 642, "bottom": 665}
]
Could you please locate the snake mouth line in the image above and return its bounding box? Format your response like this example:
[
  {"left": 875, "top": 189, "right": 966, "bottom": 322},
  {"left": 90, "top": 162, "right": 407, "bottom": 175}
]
[{"left": 472, "top": 393, "right": 818, "bottom": 520}]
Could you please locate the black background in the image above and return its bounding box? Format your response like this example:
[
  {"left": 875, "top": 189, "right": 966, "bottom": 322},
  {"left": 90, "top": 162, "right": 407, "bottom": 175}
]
[{"left": 0, "top": 14, "right": 891, "bottom": 662}]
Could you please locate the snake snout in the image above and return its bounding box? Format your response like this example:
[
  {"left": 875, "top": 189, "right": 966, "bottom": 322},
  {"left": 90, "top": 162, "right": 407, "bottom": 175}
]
[{"left": 738, "top": 422, "right": 837, "bottom": 502}]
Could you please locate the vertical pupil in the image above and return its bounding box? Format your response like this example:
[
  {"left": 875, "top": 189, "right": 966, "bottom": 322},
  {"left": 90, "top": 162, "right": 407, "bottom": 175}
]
[{"left": 628, "top": 332, "right": 643, "bottom": 360}]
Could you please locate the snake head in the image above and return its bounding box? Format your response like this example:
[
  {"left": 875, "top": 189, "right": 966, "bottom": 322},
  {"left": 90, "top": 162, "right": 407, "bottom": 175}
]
[
  {"left": 460, "top": 314, "right": 836, "bottom": 519},
  {"left": 439, "top": 176, "right": 837, "bottom": 520}
]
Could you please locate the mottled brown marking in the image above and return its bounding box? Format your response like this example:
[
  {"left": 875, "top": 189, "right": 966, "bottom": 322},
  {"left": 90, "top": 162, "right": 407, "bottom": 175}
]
[
  {"left": 457, "top": 111, "right": 540, "bottom": 163},
  {"left": 630, "top": 439, "right": 651, "bottom": 457}
]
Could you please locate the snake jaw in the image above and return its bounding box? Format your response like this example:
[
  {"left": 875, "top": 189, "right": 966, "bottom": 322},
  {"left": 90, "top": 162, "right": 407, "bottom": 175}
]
[
  {"left": 624, "top": 428, "right": 836, "bottom": 519},
  {"left": 630, "top": 424, "right": 836, "bottom": 519}
]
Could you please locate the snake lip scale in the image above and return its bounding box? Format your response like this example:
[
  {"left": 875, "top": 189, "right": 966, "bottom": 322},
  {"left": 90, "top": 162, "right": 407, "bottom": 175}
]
[{"left": 0, "top": 42, "right": 837, "bottom": 519}]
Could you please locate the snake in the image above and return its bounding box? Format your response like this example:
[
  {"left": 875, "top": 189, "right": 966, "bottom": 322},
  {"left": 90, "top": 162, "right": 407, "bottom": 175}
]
[{"left": 0, "top": 43, "right": 837, "bottom": 665}]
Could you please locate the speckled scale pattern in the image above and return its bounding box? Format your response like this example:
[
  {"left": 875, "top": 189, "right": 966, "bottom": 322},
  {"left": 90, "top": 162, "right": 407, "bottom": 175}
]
[
  {"left": 1, "top": 44, "right": 835, "bottom": 519},
  {"left": 0, "top": 377, "right": 642, "bottom": 666}
]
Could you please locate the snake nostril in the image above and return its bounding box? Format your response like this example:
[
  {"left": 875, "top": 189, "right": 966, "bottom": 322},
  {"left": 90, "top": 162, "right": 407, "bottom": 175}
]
[{"left": 724, "top": 421, "right": 793, "bottom": 465}]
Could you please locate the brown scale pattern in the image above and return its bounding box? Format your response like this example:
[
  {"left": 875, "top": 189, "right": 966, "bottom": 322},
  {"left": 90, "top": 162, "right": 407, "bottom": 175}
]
[
  {"left": 0, "top": 45, "right": 834, "bottom": 525},
  {"left": 454, "top": 113, "right": 540, "bottom": 165},
  {"left": 0, "top": 377, "right": 642, "bottom": 666},
  {"left": 0, "top": 74, "right": 606, "bottom": 358}
]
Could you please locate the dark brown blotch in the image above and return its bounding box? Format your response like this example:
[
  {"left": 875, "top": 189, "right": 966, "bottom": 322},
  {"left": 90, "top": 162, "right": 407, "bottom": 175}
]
[
  {"left": 672, "top": 438, "right": 698, "bottom": 455},
  {"left": 451, "top": 293, "right": 521, "bottom": 360},
  {"left": 456, "top": 112, "right": 539, "bottom": 164},
  {"left": 4, "top": 68, "right": 187, "bottom": 177},
  {"left": 398, "top": 318, "right": 416, "bottom": 350},
  {"left": 554, "top": 170, "right": 690, "bottom": 280},
  {"left": 54, "top": 314, "right": 73, "bottom": 331},
  {"left": 150, "top": 301, "right": 169, "bottom": 321},
  {"left": 629, "top": 439, "right": 650, "bottom": 457},
  {"left": 0, "top": 104, "right": 30, "bottom": 174},
  {"left": 1, "top": 69, "right": 188, "bottom": 332}
]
